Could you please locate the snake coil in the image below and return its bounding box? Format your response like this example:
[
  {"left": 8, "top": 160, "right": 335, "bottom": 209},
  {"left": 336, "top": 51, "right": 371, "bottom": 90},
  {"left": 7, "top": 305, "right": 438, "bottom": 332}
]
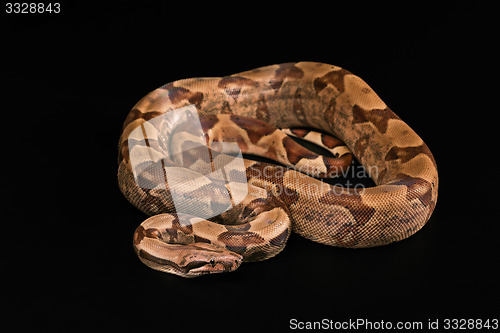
[{"left": 118, "top": 62, "right": 438, "bottom": 277}]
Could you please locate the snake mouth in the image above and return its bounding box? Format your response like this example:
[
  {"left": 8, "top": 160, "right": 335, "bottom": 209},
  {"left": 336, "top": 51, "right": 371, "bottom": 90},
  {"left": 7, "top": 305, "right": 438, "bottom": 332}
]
[
  {"left": 186, "top": 256, "right": 243, "bottom": 276},
  {"left": 184, "top": 261, "right": 212, "bottom": 272}
]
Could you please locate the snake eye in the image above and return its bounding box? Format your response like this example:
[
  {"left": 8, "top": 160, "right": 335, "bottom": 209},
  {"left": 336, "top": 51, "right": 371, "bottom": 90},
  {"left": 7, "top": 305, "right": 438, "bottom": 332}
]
[{"left": 209, "top": 259, "right": 216, "bottom": 267}]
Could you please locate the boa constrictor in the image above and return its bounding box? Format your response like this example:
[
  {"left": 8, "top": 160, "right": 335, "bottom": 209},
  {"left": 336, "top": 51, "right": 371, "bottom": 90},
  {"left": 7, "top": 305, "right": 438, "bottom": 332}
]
[{"left": 118, "top": 62, "right": 438, "bottom": 277}]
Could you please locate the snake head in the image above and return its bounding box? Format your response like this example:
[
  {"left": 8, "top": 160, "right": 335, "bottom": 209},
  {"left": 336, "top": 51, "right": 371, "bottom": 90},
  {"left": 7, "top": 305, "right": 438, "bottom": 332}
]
[
  {"left": 179, "top": 243, "right": 243, "bottom": 278},
  {"left": 134, "top": 225, "right": 243, "bottom": 278}
]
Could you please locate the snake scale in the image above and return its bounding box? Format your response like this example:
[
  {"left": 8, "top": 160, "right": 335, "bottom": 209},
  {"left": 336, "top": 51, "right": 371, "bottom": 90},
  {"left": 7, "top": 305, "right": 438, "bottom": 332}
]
[{"left": 118, "top": 62, "right": 438, "bottom": 277}]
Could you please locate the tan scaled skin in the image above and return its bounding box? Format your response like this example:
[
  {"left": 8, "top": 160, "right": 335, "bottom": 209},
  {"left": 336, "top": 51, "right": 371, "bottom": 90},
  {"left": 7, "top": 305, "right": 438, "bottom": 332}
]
[{"left": 118, "top": 62, "right": 438, "bottom": 277}]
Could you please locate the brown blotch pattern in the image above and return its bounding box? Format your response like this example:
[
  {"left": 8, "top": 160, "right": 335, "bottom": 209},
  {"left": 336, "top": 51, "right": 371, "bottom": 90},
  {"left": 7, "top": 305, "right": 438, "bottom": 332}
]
[
  {"left": 140, "top": 188, "right": 174, "bottom": 215},
  {"left": 269, "top": 63, "right": 304, "bottom": 91},
  {"left": 282, "top": 136, "right": 318, "bottom": 165},
  {"left": 313, "top": 68, "right": 350, "bottom": 93},
  {"left": 241, "top": 197, "right": 276, "bottom": 217},
  {"left": 218, "top": 76, "right": 257, "bottom": 101},
  {"left": 323, "top": 98, "right": 337, "bottom": 126},
  {"left": 293, "top": 88, "right": 306, "bottom": 121},
  {"left": 255, "top": 94, "right": 270, "bottom": 122},
  {"left": 231, "top": 115, "right": 276, "bottom": 145},
  {"left": 385, "top": 145, "right": 434, "bottom": 165},
  {"left": 320, "top": 133, "right": 344, "bottom": 149},
  {"left": 133, "top": 226, "right": 163, "bottom": 245},
  {"left": 218, "top": 231, "right": 266, "bottom": 253},
  {"left": 193, "top": 234, "right": 212, "bottom": 244},
  {"left": 352, "top": 105, "right": 400, "bottom": 134},
  {"left": 161, "top": 85, "right": 204, "bottom": 108},
  {"left": 388, "top": 174, "right": 434, "bottom": 207},
  {"left": 321, "top": 155, "right": 347, "bottom": 177},
  {"left": 122, "top": 108, "right": 164, "bottom": 131},
  {"left": 220, "top": 101, "right": 233, "bottom": 114},
  {"left": 200, "top": 115, "right": 219, "bottom": 133},
  {"left": 353, "top": 134, "right": 371, "bottom": 160},
  {"left": 289, "top": 128, "right": 308, "bottom": 138},
  {"left": 319, "top": 190, "right": 376, "bottom": 226}
]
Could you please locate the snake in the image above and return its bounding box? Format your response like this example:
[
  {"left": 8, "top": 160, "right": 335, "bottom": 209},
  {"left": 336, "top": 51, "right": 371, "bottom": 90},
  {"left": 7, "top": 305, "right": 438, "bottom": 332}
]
[{"left": 117, "top": 62, "right": 438, "bottom": 277}]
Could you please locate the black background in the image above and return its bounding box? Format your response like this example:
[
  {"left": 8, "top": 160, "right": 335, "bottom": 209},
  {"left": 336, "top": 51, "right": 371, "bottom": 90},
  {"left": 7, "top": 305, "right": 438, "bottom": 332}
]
[{"left": 5, "top": 1, "right": 498, "bottom": 331}]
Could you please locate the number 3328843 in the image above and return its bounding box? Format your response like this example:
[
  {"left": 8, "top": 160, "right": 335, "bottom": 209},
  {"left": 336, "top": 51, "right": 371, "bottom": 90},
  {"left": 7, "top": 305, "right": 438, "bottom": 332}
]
[{"left": 6, "top": 3, "right": 60, "bottom": 14}]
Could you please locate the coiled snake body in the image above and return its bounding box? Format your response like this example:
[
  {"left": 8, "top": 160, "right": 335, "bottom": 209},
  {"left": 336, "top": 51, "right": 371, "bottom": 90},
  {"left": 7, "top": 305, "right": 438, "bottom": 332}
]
[{"left": 118, "top": 62, "right": 438, "bottom": 277}]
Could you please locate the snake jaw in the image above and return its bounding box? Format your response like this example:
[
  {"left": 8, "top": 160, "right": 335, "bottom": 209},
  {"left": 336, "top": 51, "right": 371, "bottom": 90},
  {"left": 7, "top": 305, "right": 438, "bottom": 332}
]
[
  {"left": 185, "top": 251, "right": 243, "bottom": 277},
  {"left": 133, "top": 224, "right": 244, "bottom": 277}
]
